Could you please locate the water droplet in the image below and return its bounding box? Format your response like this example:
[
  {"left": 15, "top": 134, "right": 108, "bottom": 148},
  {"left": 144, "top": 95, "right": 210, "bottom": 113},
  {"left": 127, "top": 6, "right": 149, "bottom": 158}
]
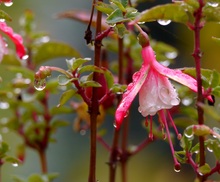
[
  {"left": 12, "top": 162, "right": 18, "bottom": 167},
  {"left": 207, "top": 146, "right": 213, "bottom": 152},
  {"left": 207, "top": 1, "right": 218, "bottom": 7},
  {"left": 80, "top": 130, "right": 86, "bottom": 136},
  {"left": 34, "top": 79, "right": 46, "bottom": 91},
  {"left": 0, "top": 19, "right": 5, "bottom": 22},
  {"left": 0, "top": 101, "right": 9, "bottom": 109},
  {"left": 4, "top": 2, "right": 13, "bottom": 7},
  {"left": 174, "top": 164, "right": 181, "bottom": 172},
  {"left": 113, "top": 123, "right": 118, "bottom": 129},
  {"left": 137, "top": 21, "right": 145, "bottom": 25},
  {"left": 165, "top": 52, "right": 177, "bottom": 59},
  {"left": 182, "top": 97, "right": 193, "bottom": 106},
  {"left": 157, "top": 19, "right": 171, "bottom": 26},
  {"left": 184, "top": 126, "right": 194, "bottom": 140},
  {"left": 21, "top": 55, "right": 29, "bottom": 60}
]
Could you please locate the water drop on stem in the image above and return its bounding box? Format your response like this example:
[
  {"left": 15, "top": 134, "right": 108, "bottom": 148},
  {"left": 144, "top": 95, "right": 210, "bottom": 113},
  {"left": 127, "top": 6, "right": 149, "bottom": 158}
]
[
  {"left": 174, "top": 163, "right": 181, "bottom": 172},
  {"left": 4, "top": 2, "right": 13, "bottom": 7}
]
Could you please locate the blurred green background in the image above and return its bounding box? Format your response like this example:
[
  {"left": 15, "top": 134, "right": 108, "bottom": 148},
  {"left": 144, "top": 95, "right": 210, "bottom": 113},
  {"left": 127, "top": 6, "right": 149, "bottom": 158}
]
[{"left": 1, "top": 0, "right": 220, "bottom": 182}]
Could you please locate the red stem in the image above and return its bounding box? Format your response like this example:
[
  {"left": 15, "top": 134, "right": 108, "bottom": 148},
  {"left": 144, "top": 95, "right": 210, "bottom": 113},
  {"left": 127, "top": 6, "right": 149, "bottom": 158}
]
[
  {"left": 191, "top": 0, "right": 206, "bottom": 181},
  {"left": 88, "top": 1, "right": 103, "bottom": 181}
]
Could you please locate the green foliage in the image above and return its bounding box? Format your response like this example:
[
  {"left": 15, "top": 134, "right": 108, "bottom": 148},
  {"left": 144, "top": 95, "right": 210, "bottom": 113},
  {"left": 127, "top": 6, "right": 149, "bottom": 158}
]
[
  {"left": 136, "top": 3, "right": 189, "bottom": 24},
  {"left": 0, "top": 9, "right": 12, "bottom": 21}
]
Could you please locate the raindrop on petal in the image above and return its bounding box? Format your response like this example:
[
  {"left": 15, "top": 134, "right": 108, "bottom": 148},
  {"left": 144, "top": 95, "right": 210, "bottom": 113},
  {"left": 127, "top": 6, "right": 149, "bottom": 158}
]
[
  {"left": 34, "top": 79, "right": 46, "bottom": 91},
  {"left": 157, "top": 20, "right": 171, "bottom": 26}
]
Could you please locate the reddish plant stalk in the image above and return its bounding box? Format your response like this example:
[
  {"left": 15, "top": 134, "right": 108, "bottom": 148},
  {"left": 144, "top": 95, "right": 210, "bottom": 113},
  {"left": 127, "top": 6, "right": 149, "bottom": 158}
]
[
  {"left": 88, "top": 1, "right": 103, "bottom": 181},
  {"left": 38, "top": 149, "right": 48, "bottom": 174},
  {"left": 109, "top": 37, "right": 124, "bottom": 182},
  {"left": 192, "top": 0, "right": 206, "bottom": 181}
]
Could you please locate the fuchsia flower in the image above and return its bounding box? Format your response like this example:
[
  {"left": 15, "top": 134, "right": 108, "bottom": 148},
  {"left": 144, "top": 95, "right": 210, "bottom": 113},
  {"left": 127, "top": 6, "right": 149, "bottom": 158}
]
[
  {"left": 115, "top": 32, "right": 212, "bottom": 170},
  {"left": 0, "top": 22, "right": 26, "bottom": 61}
]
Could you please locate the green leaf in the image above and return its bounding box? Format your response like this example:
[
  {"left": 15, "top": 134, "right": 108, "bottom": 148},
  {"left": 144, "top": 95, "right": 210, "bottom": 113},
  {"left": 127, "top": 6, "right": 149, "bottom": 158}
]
[
  {"left": 33, "top": 42, "right": 81, "bottom": 66},
  {"left": 110, "top": 83, "right": 127, "bottom": 94},
  {"left": 0, "top": 10, "right": 12, "bottom": 21},
  {"left": 111, "top": 0, "right": 126, "bottom": 12},
  {"left": 67, "top": 58, "right": 91, "bottom": 71},
  {"left": 51, "top": 120, "right": 69, "bottom": 128},
  {"left": 197, "top": 163, "right": 211, "bottom": 175},
  {"left": 136, "top": 3, "right": 189, "bottom": 24},
  {"left": 106, "top": 8, "right": 126, "bottom": 25},
  {"left": 28, "top": 174, "right": 44, "bottom": 182},
  {"left": 203, "top": 6, "right": 220, "bottom": 22},
  {"left": 103, "top": 68, "right": 114, "bottom": 88},
  {"left": 182, "top": 68, "right": 220, "bottom": 89},
  {"left": 58, "top": 75, "right": 72, "bottom": 86},
  {"left": 12, "top": 176, "right": 25, "bottom": 182},
  {"left": 80, "top": 80, "right": 102, "bottom": 88},
  {"left": 114, "top": 23, "right": 129, "bottom": 38},
  {"left": 95, "top": 1, "right": 115, "bottom": 15},
  {"left": 78, "top": 65, "right": 104, "bottom": 74},
  {"left": 50, "top": 105, "right": 73, "bottom": 115},
  {"left": 58, "top": 89, "right": 77, "bottom": 107}
]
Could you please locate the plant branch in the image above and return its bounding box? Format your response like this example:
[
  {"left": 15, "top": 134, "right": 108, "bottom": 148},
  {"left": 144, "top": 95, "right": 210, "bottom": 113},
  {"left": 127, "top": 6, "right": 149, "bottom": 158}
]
[
  {"left": 88, "top": 1, "right": 103, "bottom": 181},
  {"left": 191, "top": 0, "right": 206, "bottom": 181}
]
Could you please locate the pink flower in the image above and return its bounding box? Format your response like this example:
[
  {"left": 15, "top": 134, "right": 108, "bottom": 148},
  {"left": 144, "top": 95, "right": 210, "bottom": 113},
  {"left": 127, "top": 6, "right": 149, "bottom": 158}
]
[
  {"left": 115, "top": 32, "right": 212, "bottom": 170},
  {"left": 115, "top": 32, "right": 212, "bottom": 128},
  {"left": 0, "top": 22, "right": 26, "bottom": 60}
]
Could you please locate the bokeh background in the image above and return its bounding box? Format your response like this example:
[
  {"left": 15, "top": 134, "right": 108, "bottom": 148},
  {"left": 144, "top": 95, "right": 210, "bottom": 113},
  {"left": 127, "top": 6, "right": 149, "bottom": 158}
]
[{"left": 1, "top": 0, "right": 220, "bottom": 182}]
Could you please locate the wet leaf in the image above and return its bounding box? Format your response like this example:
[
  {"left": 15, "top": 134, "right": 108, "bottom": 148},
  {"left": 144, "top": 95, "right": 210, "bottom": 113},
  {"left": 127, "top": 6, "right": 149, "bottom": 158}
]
[
  {"left": 197, "top": 163, "right": 211, "bottom": 175},
  {"left": 114, "top": 23, "right": 129, "bottom": 38},
  {"left": 0, "top": 10, "right": 12, "bottom": 21},
  {"left": 106, "top": 8, "right": 126, "bottom": 25},
  {"left": 135, "top": 3, "right": 189, "bottom": 24},
  {"left": 203, "top": 6, "right": 220, "bottom": 22},
  {"left": 80, "top": 80, "right": 102, "bottom": 88},
  {"left": 67, "top": 58, "right": 90, "bottom": 72},
  {"left": 33, "top": 42, "right": 81, "bottom": 66},
  {"left": 58, "top": 89, "right": 77, "bottom": 107}
]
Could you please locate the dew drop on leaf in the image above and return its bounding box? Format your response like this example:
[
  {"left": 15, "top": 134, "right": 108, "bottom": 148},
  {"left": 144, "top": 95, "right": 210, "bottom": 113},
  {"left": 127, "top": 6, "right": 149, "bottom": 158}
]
[
  {"left": 157, "top": 20, "right": 171, "bottom": 26},
  {"left": 207, "top": 2, "right": 218, "bottom": 7},
  {"left": 34, "top": 79, "right": 46, "bottom": 91}
]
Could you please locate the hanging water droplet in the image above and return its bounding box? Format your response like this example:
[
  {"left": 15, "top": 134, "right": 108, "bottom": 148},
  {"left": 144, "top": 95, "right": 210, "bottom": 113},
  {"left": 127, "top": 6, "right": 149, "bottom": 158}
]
[
  {"left": 165, "top": 52, "right": 178, "bottom": 59},
  {"left": 182, "top": 97, "right": 193, "bottom": 106},
  {"left": 12, "top": 162, "right": 19, "bottom": 167},
  {"left": 113, "top": 123, "right": 118, "bottom": 129},
  {"left": 80, "top": 129, "right": 86, "bottom": 136},
  {"left": 207, "top": 1, "right": 218, "bottom": 7},
  {"left": 174, "top": 164, "right": 181, "bottom": 172},
  {"left": 0, "top": 101, "right": 9, "bottom": 109},
  {"left": 207, "top": 146, "right": 213, "bottom": 152},
  {"left": 21, "top": 55, "right": 29, "bottom": 60},
  {"left": 157, "top": 19, "right": 171, "bottom": 26},
  {"left": 34, "top": 79, "right": 46, "bottom": 91},
  {"left": 4, "top": 2, "right": 13, "bottom": 7},
  {"left": 184, "top": 126, "right": 194, "bottom": 140}
]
